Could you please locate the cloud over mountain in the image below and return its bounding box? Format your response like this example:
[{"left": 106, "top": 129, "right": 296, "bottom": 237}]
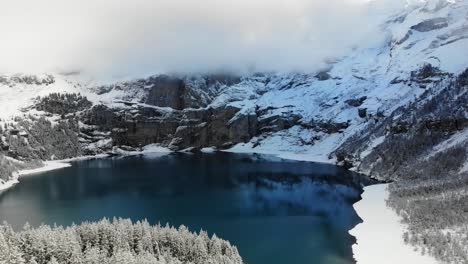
[{"left": 0, "top": 0, "right": 411, "bottom": 78}]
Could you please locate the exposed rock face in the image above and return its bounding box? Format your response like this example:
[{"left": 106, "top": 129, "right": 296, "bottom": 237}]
[
  {"left": 335, "top": 151, "right": 354, "bottom": 170},
  {"left": 145, "top": 76, "right": 187, "bottom": 109},
  {"left": 410, "top": 18, "right": 448, "bottom": 32},
  {"left": 256, "top": 107, "right": 302, "bottom": 134},
  {"left": 300, "top": 120, "right": 350, "bottom": 134},
  {"left": 358, "top": 108, "right": 367, "bottom": 118},
  {"left": 0, "top": 72, "right": 252, "bottom": 159},
  {"left": 83, "top": 103, "right": 257, "bottom": 151},
  {"left": 92, "top": 74, "right": 242, "bottom": 110},
  {"left": 169, "top": 106, "right": 256, "bottom": 150},
  {"left": 84, "top": 105, "right": 124, "bottom": 130},
  {"left": 315, "top": 71, "right": 331, "bottom": 81},
  {"left": 345, "top": 96, "right": 367, "bottom": 107}
]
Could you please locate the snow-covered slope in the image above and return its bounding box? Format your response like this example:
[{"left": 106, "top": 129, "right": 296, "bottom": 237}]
[
  {"left": 0, "top": 0, "right": 465, "bottom": 165},
  {"left": 350, "top": 184, "right": 439, "bottom": 264},
  {"left": 0, "top": 1, "right": 465, "bottom": 160}
]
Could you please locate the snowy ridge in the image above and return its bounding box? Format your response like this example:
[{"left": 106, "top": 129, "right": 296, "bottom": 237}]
[{"left": 226, "top": 0, "right": 467, "bottom": 161}]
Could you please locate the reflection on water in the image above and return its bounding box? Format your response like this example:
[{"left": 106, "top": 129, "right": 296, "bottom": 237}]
[{"left": 0, "top": 152, "right": 373, "bottom": 264}]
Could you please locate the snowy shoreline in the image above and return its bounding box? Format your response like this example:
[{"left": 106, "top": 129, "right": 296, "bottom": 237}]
[
  {"left": 0, "top": 145, "right": 173, "bottom": 194},
  {"left": 18, "top": 160, "right": 73, "bottom": 176},
  {"left": 0, "top": 178, "right": 19, "bottom": 193},
  {"left": 0, "top": 157, "right": 100, "bottom": 193},
  {"left": 350, "top": 184, "right": 438, "bottom": 264},
  {"left": 224, "top": 144, "right": 335, "bottom": 164}
]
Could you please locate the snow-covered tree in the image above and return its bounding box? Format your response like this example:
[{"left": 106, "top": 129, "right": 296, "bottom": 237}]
[{"left": 0, "top": 219, "right": 244, "bottom": 264}]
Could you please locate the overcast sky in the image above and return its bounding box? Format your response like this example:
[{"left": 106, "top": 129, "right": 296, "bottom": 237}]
[{"left": 0, "top": 0, "right": 413, "bottom": 79}]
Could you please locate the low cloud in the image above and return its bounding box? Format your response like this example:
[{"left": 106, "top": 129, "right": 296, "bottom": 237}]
[{"left": 0, "top": 0, "right": 409, "bottom": 79}]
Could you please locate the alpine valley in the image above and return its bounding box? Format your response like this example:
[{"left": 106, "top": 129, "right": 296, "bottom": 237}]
[{"left": 0, "top": 0, "right": 467, "bottom": 263}]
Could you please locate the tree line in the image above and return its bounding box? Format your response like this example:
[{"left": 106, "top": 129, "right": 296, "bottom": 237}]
[{"left": 0, "top": 218, "right": 243, "bottom": 264}]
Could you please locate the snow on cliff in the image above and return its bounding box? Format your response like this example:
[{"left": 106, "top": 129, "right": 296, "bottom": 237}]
[
  {"left": 0, "top": 0, "right": 466, "bottom": 161},
  {"left": 227, "top": 0, "right": 468, "bottom": 161}
]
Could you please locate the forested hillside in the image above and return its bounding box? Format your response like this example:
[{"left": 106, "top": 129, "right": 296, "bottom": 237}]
[{"left": 337, "top": 68, "right": 468, "bottom": 263}]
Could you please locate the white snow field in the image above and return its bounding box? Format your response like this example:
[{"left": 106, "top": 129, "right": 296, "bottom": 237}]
[
  {"left": 17, "top": 160, "right": 72, "bottom": 176},
  {"left": 0, "top": 177, "right": 18, "bottom": 193},
  {"left": 351, "top": 184, "right": 439, "bottom": 264}
]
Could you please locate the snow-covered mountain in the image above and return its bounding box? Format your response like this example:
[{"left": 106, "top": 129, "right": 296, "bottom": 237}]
[
  {"left": 0, "top": 0, "right": 467, "bottom": 262},
  {"left": 1, "top": 0, "right": 466, "bottom": 162}
]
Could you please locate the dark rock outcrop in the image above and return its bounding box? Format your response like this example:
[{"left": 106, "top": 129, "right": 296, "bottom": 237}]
[
  {"left": 423, "top": 118, "right": 467, "bottom": 133},
  {"left": 169, "top": 106, "right": 256, "bottom": 150},
  {"left": 409, "top": 64, "right": 451, "bottom": 88},
  {"left": 84, "top": 104, "right": 257, "bottom": 151},
  {"left": 387, "top": 121, "right": 409, "bottom": 134},
  {"left": 335, "top": 151, "right": 354, "bottom": 169},
  {"left": 300, "top": 120, "right": 349, "bottom": 134},
  {"left": 315, "top": 71, "right": 331, "bottom": 81},
  {"left": 84, "top": 105, "right": 124, "bottom": 131},
  {"left": 145, "top": 76, "right": 188, "bottom": 110},
  {"left": 410, "top": 18, "right": 448, "bottom": 32},
  {"left": 345, "top": 96, "right": 367, "bottom": 107},
  {"left": 456, "top": 68, "right": 468, "bottom": 87},
  {"left": 257, "top": 111, "right": 302, "bottom": 134},
  {"left": 0, "top": 140, "right": 9, "bottom": 151},
  {"left": 358, "top": 108, "right": 367, "bottom": 118},
  {"left": 411, "top": 64, "right": 441, "bottom": 79}
]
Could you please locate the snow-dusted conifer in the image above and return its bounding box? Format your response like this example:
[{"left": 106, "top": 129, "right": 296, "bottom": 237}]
[{"left": 0, "top": 219, "right": 243, "bottom": 264}]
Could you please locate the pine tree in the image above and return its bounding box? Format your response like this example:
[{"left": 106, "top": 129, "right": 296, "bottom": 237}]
[{"left": 0, "top": 219, "right": 244, "bottom": 264}]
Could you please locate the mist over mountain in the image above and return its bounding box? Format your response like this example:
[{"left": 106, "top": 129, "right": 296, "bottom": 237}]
[{"left": 0, "top": 0, "right": 415, "bottom": 79}]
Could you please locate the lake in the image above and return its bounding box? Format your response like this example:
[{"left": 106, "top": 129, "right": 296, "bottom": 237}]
[{"left": 0, "top": 152, "right": 373, "bottom": 264}]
